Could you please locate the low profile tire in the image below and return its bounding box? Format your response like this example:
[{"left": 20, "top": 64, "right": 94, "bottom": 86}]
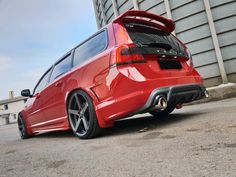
[
  {"left": 18, "top": 113, "right": 31, "bottom": 139},
  {"left": 67, "top": 90, "right": 101, "bottom": 139},
  {"left": 149, "top": 105, "right": 175, "bottom": 117}
]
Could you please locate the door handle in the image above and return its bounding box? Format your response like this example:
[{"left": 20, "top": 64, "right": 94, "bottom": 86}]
[{"left": 55, "top": 81, "right": 63, "bottom": 87}]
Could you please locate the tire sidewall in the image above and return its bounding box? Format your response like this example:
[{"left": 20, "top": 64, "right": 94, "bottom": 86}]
[{"left": 18, "top": 114, "right": 29, "bottom": 139}]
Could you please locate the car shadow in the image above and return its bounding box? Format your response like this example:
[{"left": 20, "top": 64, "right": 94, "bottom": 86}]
[
  {"left": 34, "top": 111, "right": 208, "bottom": 139},
  {"left": 34, "top": 130, "right": 74, "bottom": 139},
  {"left": 101, "top": 111, "right": 208, "bottom": 138}
]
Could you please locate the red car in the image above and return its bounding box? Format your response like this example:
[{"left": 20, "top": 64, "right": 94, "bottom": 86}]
[{"left": 18, "top": 10, "right": 207, "bottom": 139}]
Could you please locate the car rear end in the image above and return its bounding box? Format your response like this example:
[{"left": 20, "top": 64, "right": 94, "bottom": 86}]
[{"left": 96, "top": 10, "right": 207, "bottom": 124}]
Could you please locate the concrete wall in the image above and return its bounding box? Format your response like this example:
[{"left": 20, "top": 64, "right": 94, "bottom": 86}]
[{"left": 93, "top": 0, "right": 236, "bottom": 87}]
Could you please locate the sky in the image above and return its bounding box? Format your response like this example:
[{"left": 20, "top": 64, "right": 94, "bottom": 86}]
[{"left": 0, "top": 0, "right": 97, "bottom": 100}]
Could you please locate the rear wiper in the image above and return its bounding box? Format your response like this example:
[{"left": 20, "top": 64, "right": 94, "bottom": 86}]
[{"left": 141, "top": 42, "right": 172, "bottom": 51}]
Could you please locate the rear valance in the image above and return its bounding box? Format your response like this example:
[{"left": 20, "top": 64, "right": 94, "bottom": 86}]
[{"left": 113, "top": 10, "right": 175, "bottom": 33}]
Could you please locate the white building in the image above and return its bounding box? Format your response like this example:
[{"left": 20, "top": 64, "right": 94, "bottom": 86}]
[{"left": 0, "top": 95, "right": 27, "bottom": 126}]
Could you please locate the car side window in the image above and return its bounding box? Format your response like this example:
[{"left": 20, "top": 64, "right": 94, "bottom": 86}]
[
  {"left": 34, "top": 69, "right": 51, "bottom": 94},
  {"left": 50, "top": 54, "right": 72, "bottom": 82},
  {"left": 73, "top": 30, "right": 107, "bottom": 67}
]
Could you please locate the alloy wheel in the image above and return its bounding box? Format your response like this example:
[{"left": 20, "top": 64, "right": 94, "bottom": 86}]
[
  {"left": 18, "top": 114, "right": 26, "bottom": 138},
  {"left": 68, "top": 92, "right": 90, "bottom": 137}
]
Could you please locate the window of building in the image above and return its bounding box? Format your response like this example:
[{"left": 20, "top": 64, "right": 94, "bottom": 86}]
[
  {"left": 73, "top": 30, "right": 107, "bottom": 67},
  {"left": 50, "top": 54, "right": 72, "bottom": 82},
  {"left": 4, "top": 104, "right": 8, "bottom": 110},
  {"left": 13, "top": 114, "right": 16, "bottom": 119}
]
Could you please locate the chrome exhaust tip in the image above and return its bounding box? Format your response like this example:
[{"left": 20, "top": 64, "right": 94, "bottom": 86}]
[
  {"left": 154, "top": 95, "right": 167, "bottom": 111},
  {"left": 204, "top": 90, "right": 209, "bottom": 98}
]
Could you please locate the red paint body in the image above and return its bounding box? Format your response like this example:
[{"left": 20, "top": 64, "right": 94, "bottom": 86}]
[{"left": 21, "top": 11, "right": 205, "bottom": 135}]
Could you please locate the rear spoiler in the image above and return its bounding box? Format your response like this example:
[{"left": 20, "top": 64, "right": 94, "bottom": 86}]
[{"left": 113, "top": 10, "right": 175, "bottom": 33}]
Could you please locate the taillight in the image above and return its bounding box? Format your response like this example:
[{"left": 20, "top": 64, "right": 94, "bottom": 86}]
[
  {"left": 186, "top": 48, "right": 193, "bottom": 67},
  {"left": 115, "top": 44, "right": 146, "bottom": 66}
]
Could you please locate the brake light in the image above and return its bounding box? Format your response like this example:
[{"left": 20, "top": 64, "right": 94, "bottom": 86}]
[{"left": 115, "top": 44, "right": 146, "bottom": 66}]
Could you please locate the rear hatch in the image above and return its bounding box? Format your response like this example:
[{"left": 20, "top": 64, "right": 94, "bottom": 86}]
[
  {"left": 112, "top": 10, "right": 194, "bottom": 79},
  {"left": 124, "top": 22, "right": 190, "bottom": 71}
]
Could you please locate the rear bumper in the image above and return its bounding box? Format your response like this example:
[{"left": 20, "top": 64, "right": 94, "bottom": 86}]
[
  {"left": 95, "top": 82, "right": 206, "bottom": 128},
  {"left": 94, "top": 63, "right": 205, "bottom": 128},
  {"left": 136, "top": 84, "right": 206, "bottom": 113}
]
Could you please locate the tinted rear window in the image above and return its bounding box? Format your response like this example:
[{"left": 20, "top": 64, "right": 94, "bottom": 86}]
[
  {"left": 124, "top": 23, "right": 187, "bottom": 57},
  {"left": 73, "top": 30, "right": 107, "bottom": 67}
]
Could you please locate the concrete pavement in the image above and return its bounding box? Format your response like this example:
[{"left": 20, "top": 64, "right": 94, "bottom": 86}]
[{"left": 0, "top": 98, "right": 236, "bottom": 177}]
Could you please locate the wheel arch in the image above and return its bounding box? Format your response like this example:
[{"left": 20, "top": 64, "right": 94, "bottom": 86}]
[
  {"left": 65, "top": 87, "right": 112, "bottom": 128},
  {"left": 65, "top": 87, "right": 99, "bottom": 111}
]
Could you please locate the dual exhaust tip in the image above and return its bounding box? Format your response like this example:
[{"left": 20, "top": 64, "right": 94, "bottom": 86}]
[
  {"left": 153, "top": 95, "right": 167, "bottom": 111},
  {"left": 153, "top": 90, "right": 208, "bottom": 111}
]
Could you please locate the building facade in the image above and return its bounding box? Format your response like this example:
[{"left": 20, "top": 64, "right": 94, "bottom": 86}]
[
  {"left": 93, "top": 0, "right": 236, "bottom": 87},
  {"left": 0, "top": 96, "right": 27, "bottom": 126}
]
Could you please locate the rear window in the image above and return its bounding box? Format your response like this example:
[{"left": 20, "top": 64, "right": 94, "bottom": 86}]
[
  {"left": 73, "top": 30, "right": 107, "bottom": 67},
  {"left": 124, "top": 23, "right": 187, "bottom": 57}
]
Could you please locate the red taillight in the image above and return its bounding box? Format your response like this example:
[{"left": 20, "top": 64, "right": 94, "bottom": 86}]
[{"left": 115, "top": 44, "right": 146, "bottom": 66}]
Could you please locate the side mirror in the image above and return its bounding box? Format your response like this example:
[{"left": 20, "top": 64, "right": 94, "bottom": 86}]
[{"left": 21, "top": 89, "right": 32, "bottom": 97}]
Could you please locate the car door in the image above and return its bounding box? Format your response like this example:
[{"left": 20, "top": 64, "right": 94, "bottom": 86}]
[
  {"left": 26, "top": 68, "right": 52, "bottom": 127},
  {"left": 42, "top": 53, "right": 73, "bottom": 125}
]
